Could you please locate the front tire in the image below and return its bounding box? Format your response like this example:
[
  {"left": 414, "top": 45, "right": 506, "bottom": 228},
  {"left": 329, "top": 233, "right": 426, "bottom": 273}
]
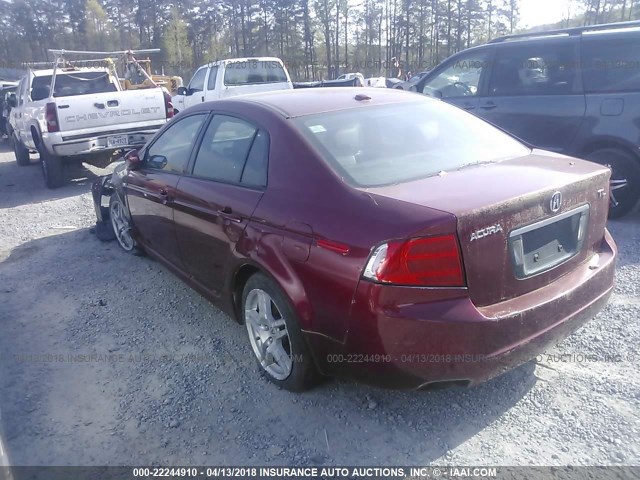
[
  {"left": 586, "top": 148, "right": 640, "bottom": 219},
  {"left": 39, "top": 147, "right": 65, "bottom": 188},
  {"left": 13, "top": 134, "right": 30, "bottom": 166},
  {"left": 109, "top": 194, "right": 142, "bottom": 255},
  {"left": 242, "top": 274, "right": 320, "bottom": 392}
]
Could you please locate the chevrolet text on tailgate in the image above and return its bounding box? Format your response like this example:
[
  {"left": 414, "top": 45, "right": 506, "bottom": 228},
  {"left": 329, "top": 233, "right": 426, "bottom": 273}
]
[{"left": 8, "top": 49, "right": 174, "bottom": 188}]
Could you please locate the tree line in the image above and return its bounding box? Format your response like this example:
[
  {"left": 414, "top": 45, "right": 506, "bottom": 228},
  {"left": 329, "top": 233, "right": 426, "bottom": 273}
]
[{"left": 0, "top": 0, "right": 638, "bottom": 81}]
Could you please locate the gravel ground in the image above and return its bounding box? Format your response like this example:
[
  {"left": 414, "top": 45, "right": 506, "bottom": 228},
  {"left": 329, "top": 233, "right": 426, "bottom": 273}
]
[{"left": 0, "top": 142, "right": 639, "bottom": 467}]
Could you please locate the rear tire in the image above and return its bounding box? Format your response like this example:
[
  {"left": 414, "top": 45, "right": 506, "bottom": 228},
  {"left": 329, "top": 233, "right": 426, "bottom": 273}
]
[
  {"left": 13, "top": 134, "right": 30, "bottom": 166},
  {"left": 39, "top": 146, "right": 65, "bottom": 188},
  {"left": 242, "top": 273, "right": 320, "bottom": 392},
  {"left": 586, "top": 148, "right": 640, "bottom": 219}
]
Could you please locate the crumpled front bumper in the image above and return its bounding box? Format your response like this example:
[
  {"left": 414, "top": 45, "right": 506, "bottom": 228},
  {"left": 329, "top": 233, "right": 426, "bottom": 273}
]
[{"left": 91, "top": 174, "right": 116, "bottom": 241}]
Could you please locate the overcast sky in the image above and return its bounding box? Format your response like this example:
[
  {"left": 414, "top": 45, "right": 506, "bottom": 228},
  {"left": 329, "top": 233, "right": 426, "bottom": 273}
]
[{"left": 519, "top": 0, "right": 575, "bottom": 29}]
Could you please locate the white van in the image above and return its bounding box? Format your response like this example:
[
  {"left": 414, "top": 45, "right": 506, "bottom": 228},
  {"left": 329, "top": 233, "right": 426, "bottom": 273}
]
[{"left": 172, "top": 57, "right": 293, "bottom": 112}]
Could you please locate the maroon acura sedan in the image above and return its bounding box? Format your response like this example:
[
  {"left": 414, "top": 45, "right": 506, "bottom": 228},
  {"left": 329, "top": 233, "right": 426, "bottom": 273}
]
[{"left": 93, "top": 88, "right": 616, "bottom": 391}]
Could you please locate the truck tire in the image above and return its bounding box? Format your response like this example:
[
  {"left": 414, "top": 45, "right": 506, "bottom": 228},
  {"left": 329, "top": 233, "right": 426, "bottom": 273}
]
[
  {"left": 13, "top": 134, "right": 31, "bottom": 166},
  {"left": 39, "top": 146, "right": 65, "bottom": 188},
  {"left": 586, "top": 148, "right": 640, "bottom": 219}
]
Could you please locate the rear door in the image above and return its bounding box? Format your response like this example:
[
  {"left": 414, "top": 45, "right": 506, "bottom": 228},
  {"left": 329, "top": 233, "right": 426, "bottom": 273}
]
[
  {"left": 173, "top": 114, "right": 268, "bottom": 295},
  {"left": 125, "top": 113, "right": 209, "bottom": 269},
  {"left": 477, "top": 38, "right": 586, "bottom": 153},
  {"left": 418, "top": 47, "right": 493, "bottom": 113}
]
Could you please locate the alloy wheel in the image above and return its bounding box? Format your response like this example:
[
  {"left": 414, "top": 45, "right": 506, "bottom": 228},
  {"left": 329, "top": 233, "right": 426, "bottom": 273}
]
[
  {"left": 110, "top": 196, "right": 135, "bottom": 252},
  {"left": 244, "top": 288, "right": 293, "bottom": 380},
  {"left": 605, "top": 163, "right": 628, "bottom": 209}
]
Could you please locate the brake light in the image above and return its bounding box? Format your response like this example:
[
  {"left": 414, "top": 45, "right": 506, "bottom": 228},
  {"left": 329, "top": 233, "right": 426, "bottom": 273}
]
[
  {"left": 45, "top": 102, "right": 59, "bottom": 133},
  {"left": 363, "top": 235, "right": 465, "bottom": 287},
  {"left": 163, "top": 92, "right": 174, "bottom": 119}
]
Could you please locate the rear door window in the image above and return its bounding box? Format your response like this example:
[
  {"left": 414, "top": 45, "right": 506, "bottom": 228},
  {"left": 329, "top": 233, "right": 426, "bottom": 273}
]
[
  {"left": 489, "top": 42, "right": 579, "bottom": 96},
  {"left": 223, "top": 61, "right": 288, "bottom": 86},
  {"left": 191, "top": 115, "right": 260, "bottom": 184},
  {"left": 241, "top": 130, "right": 269, "bottom": 187},
  {"left": 581, "top": 34, "right": 640, "bottom": 93}
]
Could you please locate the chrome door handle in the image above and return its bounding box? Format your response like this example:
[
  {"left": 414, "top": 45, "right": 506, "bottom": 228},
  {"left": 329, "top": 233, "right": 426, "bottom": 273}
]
[{"left": 218, "top": 207, "right": 242, "bottom": 223}]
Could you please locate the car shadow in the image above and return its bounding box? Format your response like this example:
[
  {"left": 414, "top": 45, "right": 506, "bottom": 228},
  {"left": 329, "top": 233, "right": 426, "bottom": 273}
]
[
  {"left": 0, "top": 139, "right": 12, "bottom": 154},
  {"left": 607, "top": 209, "right": 640, "bottom": 269},
  {"left": 0, "top": 152, "right": 104, "bottom": 209},
  {"left": 0, "top": 229, "right": 537, "bottom": 466}
]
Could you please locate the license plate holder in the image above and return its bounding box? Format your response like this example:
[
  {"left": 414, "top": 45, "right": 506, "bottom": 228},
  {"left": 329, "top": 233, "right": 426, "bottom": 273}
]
[
  {"left": 509, "top": 204, "right": 590, "bottom": 279},
  {"left": 107, "top": 135, "right": 129, "bottom": 148}
]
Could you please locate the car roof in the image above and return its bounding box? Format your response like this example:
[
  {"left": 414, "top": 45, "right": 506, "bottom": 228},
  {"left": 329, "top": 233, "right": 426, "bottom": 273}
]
[{"left": 206, "top": 87, "right": 423, "bottom": 119}]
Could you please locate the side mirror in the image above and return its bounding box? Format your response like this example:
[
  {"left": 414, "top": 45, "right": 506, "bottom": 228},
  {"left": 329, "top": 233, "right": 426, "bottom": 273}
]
[
  {"left": 176, "top": 86, "right": 188, "bottom": 96},
  {"left": 147, "top": 155, "right": 168, "bottom": 170},
  {"left": 7, "top": 94, "right": 17, "bottom": 108},
  {"left": 125, "top": 149, "right": 142, "bottom": 169}
]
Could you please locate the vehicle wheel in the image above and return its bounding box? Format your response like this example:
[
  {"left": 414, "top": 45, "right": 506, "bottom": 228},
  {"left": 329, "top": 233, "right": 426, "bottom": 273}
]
[
  {"left": 109, "top": 194, "right": 143, "bottom": 255},
  {"left": 39, "top": 147, "right": 65, "bottom": 188},
  {"left": 586, "top": 148, "right": 640, "bottom": 219},
  {"left": 242, "top": 274, "right": 320, "bottom": 392},
  {"left": 13, "top": 134, "right": 30, "bottom": 166}
]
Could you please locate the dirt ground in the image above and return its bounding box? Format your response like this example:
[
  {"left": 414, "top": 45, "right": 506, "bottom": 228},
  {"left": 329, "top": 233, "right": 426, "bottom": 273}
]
[{"left": 0, "top": 143, "right": 638, "bottom": 467}]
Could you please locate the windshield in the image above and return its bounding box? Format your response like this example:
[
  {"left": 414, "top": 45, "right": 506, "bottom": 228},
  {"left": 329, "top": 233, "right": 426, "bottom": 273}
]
[
  {"left": 32, "top": 71, "right": 117, "bottom": 99},
  {"left": 294, "top": 100, "right": 530, "bottom": 187},
  {"left": 223, "top": 61, "right": 288, "bottom": 86}
]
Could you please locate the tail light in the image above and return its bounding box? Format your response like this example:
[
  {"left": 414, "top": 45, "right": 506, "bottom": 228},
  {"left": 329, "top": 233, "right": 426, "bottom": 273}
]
[
  {"left": 363, "top": 234, "right": 465, "bottom": 287},
  {"left": 163, "top": 92, "right": 174, "bottom": 119},
  {"left": 45, "top": 102, "right": 59, "bottom": 133}
]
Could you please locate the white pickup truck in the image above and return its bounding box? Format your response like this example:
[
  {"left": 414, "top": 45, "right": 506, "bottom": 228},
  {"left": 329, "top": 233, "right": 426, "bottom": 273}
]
[
  {"left": 9, "top": 64, "right": 172, "bottom": 188},
  {"left": 171, "top": 57, "right": 292, "bottom": 113}
]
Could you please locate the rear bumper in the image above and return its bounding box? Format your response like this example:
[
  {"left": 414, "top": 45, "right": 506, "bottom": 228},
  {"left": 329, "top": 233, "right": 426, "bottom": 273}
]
[
  {"left": 44, "top": 125, "right": 163, "bottom": 157},
  {"left": 331, "top": 230, "right": 617, "bottom": 390}
]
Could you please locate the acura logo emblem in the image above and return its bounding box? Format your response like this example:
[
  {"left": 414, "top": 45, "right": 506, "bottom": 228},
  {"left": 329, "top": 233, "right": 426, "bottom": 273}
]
[{"left": 550, "top": 191, "right": 562, "bottom": 213}]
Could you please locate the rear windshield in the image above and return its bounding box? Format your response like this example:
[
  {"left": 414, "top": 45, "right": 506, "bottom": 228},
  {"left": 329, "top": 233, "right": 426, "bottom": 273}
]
[
  {"left": 294, "top": 100, "right": 530, "bottom": 187},
  {"left": 32, "top": 71, "right": 117, "bottom": 99},
  {"left": 223, "top": 61, "right": 288, "bottom": 86}
]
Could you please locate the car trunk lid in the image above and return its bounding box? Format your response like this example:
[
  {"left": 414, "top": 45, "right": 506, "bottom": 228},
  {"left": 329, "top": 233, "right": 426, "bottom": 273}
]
[{"left": 366, "top": 151, "right": 611, "bottom": 307}]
